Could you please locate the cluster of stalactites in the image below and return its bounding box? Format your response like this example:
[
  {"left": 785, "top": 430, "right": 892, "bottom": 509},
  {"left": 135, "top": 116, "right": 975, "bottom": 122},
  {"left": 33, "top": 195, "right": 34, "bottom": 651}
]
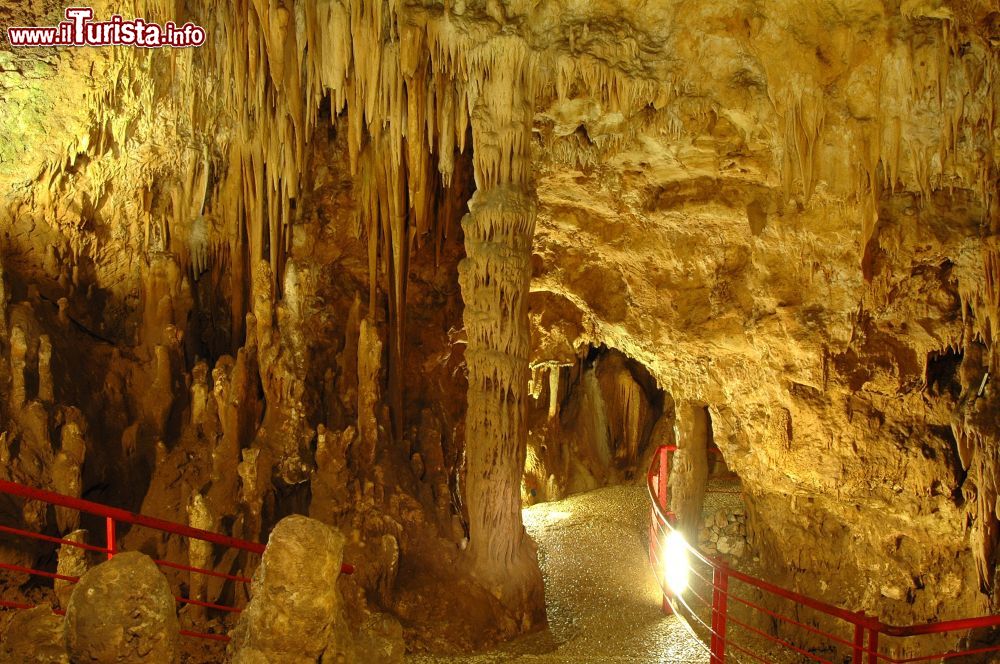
[
  {"left": 193, "top": 3, "right": 562, "bottom": 441},
  {"left": 33, "top": 0, "right": 660, "bottom": 351},
  {"left": 855, "top": 23, "right": 998, "bottom": 252}
]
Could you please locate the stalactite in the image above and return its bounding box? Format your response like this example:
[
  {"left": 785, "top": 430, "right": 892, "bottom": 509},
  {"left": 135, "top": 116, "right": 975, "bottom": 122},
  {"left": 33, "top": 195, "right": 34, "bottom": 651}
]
[
  {"left": 548, "top": 366, "right": 561, "bottom": 420},
  {"left": 772, "top": 86, "right": 826, "bottom": 203},
  {"left": 114, "top": 1, "right": 510, "bottom": 443}
]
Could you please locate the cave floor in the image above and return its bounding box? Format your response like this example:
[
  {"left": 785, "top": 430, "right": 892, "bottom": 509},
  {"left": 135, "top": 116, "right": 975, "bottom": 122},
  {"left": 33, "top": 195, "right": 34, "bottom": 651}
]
[{"left": 410, "top": 485, "right": 709, "bottom": 663}]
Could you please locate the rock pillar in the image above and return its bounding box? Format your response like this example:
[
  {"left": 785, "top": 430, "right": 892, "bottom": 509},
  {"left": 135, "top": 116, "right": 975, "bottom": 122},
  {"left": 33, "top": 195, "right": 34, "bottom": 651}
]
[
  {"left": 670, "top": 401, "right": 710, "bottom": 541},
  {"left": 458, "top": 35, "right": 545, "bottom": 624}
]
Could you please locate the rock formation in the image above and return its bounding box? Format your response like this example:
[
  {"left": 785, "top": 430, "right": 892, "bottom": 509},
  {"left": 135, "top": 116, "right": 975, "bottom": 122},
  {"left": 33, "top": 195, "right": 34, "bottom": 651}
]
[
  {"left": 54, "top": 530, "right": 88, "bottom": 610},
  {"left": 0, "top": 0, "right": 997, "bottom": 659},
  {"left": 227, "top": 515, "right": 348, "bottom": 663},
  {"left": 459, "top": 36, "right": 546, "bottom": 622},
  {"left": 670, "top": 402, "right": 711, "bottom": 541},
  {"left": 0, "top": 605, "right": 67, "bottom": 664},
  {"left": 64, "top": 552, "right": 180, "bottom": 663}
]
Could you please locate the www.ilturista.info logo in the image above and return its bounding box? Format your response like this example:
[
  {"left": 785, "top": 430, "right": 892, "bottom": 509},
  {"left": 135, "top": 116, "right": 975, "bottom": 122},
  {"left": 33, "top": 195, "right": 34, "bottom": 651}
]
[{"left": 7, "top": 7, "right": 206, "bottom": 48}]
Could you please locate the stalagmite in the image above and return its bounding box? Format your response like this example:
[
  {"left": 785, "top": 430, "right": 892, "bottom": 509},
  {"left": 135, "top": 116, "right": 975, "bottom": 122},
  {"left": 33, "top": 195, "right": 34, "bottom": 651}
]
[
  {"left": 53, "top": 414, "right": 86, "bottom": 533},
  {"left": 238, "top": 448, "right": 265, "bottom": 543},
  {"left": 56, "top": 298, "right": 69, "bottom": 327},
  {"left": 37, "top": 336, "right": 53, "bottom": 403},
  {"left": 211, "top": 349, "right": 259, "bottom": 509},
  {"left": 55, "top": 530, "right": 89, "bottom": 609},
  {"left": 357, "top": 319, "right": 383, "bottom": 468},
  {"left": 146, "top": 344, "right": 175, "bottom": 438},
  {"left": 186, "top": 493, "right": 215, "bottom": 618},
  {"left": 311, "top": 424, "right": 354, "bottom": 522},
  {"left": 9, "top": 326, "right": 27, "bottom": 409},
  {"left": 190, "top": 360, "right": 209, "bottom": 426}
]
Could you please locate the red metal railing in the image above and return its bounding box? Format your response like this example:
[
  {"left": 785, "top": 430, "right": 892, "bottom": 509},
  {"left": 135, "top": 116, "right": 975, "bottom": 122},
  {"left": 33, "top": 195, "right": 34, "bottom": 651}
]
[
  {"left": 647, "top": 445, "right": 1000, "bottom": 663},
  {"left": 0, "top": 478, "right": 354, "bottom": 643}
]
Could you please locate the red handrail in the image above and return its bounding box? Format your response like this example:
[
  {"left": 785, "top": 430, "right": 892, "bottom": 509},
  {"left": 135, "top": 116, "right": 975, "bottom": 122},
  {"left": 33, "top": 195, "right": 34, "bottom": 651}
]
[
  {"left": 0, "top": 477, "right": 356, "bottom": 644},
  {"left": 0, "top": 479, "right": 355, "bottom": 574},
  {"left": 646, "top": 444, "right": 1000, "bottom": 662}
]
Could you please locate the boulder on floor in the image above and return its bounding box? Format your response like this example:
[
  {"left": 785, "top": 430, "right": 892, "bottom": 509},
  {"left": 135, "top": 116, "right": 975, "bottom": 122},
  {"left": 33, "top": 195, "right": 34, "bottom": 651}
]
[
  {"left": 227, "top": 514, "right": 347, "bottom": 663},
  {"left": 64, "top": 551, "right": 180, "bottom": 663}
]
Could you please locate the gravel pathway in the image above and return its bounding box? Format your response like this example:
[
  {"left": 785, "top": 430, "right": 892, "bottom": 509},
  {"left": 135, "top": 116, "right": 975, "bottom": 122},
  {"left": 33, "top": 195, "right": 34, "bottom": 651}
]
[{"left": 410, "top": 485, "right": 709, "bottom": 663}]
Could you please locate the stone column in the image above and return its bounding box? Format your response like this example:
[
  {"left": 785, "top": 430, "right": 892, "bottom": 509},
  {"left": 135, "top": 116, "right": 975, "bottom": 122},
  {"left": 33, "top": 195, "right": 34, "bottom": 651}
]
[
  {"left": 670, "top": 401, "right": 710, "bottom": 541},
  {"left": 458, "top": 35, "right": 545, "bottom": 624}
]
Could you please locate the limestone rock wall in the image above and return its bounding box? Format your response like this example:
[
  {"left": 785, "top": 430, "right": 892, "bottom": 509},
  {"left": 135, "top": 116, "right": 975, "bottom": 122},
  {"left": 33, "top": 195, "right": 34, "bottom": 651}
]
[{"left": 522, "top": 347, "right": 669, "bottom": 504}]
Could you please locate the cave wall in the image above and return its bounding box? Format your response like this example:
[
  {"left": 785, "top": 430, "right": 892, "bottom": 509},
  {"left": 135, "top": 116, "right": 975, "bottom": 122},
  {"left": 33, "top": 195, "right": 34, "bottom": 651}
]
[
  {"left": 522, "top": 1, "right": 1000, "bottom": 629},
  {"left": 0, "top": 0, "right": 997, "bottom": 649},
  {"left": 522, "top": 347, "right": 670, "bottom": 505}
]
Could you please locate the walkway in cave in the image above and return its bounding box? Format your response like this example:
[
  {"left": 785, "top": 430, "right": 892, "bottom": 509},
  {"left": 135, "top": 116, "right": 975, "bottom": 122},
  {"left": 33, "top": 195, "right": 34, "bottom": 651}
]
[{"left": 411, "top": 485, "right": 708, "bottom": 663}]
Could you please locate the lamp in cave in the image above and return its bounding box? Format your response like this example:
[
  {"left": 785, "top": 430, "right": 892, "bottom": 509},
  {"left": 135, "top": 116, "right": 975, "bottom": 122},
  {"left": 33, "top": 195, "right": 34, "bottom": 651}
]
[{"left": 662, "top": 529, "right": 690, "bottom": 595}]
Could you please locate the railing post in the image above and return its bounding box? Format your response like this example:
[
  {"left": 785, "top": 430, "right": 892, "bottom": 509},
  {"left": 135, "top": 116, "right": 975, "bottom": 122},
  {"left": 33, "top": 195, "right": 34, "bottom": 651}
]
[
  {"left": 649, "top": 506, "right": 674, "bottom": 616},
  {"left": 655, "top": 446, "right": 674, "bottom": 616},
  {"left": 852, "top": 613, "right": 865, "bottom": 662},
  {"left": 105, "top": 517, "right": 116, "bottom": 560},
  {"left": 649, "top": 509, "right": 654, "bottom": 562},
  {"left": 710, "top": 564, "right": 729, "bottom": 664},
  {"left": 661, "top": 591, "right": 673, "bottom": 615},
  {"left": 658, "top": 445, "right": 670, "bottom": 513},
  {"left": 867, "top": 628, "right": 879, "bottom": 664}
]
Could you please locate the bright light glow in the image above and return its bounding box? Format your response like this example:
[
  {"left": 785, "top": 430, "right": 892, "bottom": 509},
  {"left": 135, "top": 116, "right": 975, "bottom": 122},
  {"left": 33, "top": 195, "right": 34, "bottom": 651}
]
[{"left": 662, "top": 530, "right": 690, "bottom": 594}]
